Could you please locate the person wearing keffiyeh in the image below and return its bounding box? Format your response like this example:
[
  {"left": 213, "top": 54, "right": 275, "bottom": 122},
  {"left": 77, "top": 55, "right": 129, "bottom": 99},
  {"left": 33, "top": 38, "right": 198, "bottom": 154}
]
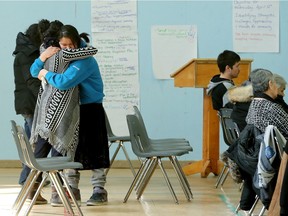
[{"left": 30, "top": 20, "right": 98, "bottom": 159}]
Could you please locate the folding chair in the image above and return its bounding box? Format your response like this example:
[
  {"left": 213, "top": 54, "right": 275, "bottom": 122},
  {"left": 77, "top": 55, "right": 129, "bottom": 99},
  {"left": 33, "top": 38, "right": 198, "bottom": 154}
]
[
  {"left": 104, "top": 110, "right": 136, "bottom": 176},
  {"left": 215, "top": 108, "right": 240, "bottom": 188},
  {"left": 124, "top": 114, "right": 193, "bottom": 204},
  {"left": 11, "top": 120, "right": 83, "bottom": 216}
]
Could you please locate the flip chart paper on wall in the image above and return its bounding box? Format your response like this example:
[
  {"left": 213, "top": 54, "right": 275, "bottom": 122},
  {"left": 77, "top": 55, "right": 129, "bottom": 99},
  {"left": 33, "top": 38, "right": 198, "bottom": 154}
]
[
  {"left": 233, "top": 0, "right": 279, "bottom": 53},
  {"left": 91, "top": 0, "right": 139, "bottom": 135},
  {"left": 151, "top": 25, "right": 197, "bottom": 79},
  {"left": 91, "top": 0, "right": 137, "bottom": 32}
]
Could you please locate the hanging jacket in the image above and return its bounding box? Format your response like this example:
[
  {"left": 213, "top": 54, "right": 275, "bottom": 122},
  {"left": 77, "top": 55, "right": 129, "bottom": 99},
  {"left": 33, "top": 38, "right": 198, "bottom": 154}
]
[
  {"left": 254, "top": 125, "right": 286, "bottom": 209},
  {"left": 226, "top": 124, "right": 263, "bottom": 177}
]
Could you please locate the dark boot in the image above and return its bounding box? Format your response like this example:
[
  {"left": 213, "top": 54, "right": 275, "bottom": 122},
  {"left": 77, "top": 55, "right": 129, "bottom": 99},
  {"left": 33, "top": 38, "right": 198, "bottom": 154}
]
[{"left": 27, "top": 182, "right": 48, "bottom": 205}]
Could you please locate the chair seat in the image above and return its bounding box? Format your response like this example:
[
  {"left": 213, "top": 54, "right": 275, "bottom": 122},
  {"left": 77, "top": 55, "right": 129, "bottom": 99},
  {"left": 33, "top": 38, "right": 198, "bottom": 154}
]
[
  {"left": 108, "top": 135, "right": 131, "bottom": 142},
  {"left": 31, "top": 160, "right": 83, "bottom": 172},
  {"left": 134, "top": 148, "right": 190, "bottom": 158}
]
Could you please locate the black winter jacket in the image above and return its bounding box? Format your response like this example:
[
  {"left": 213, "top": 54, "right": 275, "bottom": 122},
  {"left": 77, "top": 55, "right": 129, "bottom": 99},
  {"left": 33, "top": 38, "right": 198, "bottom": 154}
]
[
  {"left": 227, "top": 124, "right": 263, "bottom": 176},
  {"left": 13, "top": 32, "right": 41, "bottom": 115}
]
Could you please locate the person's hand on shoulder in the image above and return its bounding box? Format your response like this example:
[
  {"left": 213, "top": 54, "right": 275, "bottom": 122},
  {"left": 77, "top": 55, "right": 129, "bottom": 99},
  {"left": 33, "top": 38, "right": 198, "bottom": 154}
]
[{"left": 39, "top": 46, "right": 60, "bottom": 62}]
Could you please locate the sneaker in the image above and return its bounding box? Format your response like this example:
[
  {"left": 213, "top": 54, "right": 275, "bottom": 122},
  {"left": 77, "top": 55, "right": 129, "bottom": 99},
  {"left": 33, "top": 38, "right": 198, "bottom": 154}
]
[
  {"left": 67, "top": 187, "right": 81, "bottom": 206},
  {"left": 50, "top": 186, "right": 63, "bottom": 207},
  {"left": 86, "top": 187, "right": 108, "bottom": 206},
  {"left": 50, "top": 186, "right": 81, "bottom": 207}
]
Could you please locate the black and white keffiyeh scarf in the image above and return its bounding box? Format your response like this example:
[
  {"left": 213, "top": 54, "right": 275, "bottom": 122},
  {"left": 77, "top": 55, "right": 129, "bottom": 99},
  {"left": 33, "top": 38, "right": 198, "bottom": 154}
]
[{"left": 30, "top": 45, "right": 98, "bottom": 158}]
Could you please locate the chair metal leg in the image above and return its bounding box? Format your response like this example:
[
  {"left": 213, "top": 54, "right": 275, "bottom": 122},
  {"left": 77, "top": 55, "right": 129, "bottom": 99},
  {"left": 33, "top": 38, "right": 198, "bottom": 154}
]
[
  {"left": 220, "top": 169, "right": 229, "bottom": 187},
  {"left": 14, "top": 170, "right": 41, "bottom": 216},
  {"left": 121, "top": 143, "right": 136, "bottom": 177},
  {"left": 23, "top": 172, "right": 49, "bottom": 216},
  {"left": 123, "top": 158, "right": 148, "bottom": 203},
  {"left": 248, "top": 195, "right": 260, "bottom": 215},
  {"left": 135, "top": 158, "right": 155, "bottom": 192},
  {"left": 49, "top": 171, "right": 75, "bottom": 215},
  {"left": 170, "top": 156, "right": 192, "bottom": 200},
  {"left": 106, "top": 141, "right": 136, "bottom": 177},
  {"left": 136, "top": 158, "right": 158, "bottom": 199},
  {"left": 239, "top": 181, "right": 244, "bottom": 191},
  {"left": 157, "top": 158, "right": 179, "bottom": 204},
  {"left": 12, "top": 169, "right": 38, "bottom": 211},
  {"left": 105, "top": 141, "right": 122, "bottom": 175},
  {"left": 235, "top": 202, "right": 241, "bottom": 213},
  {"left": 59, "top": 170, "right": 83, "bottom": 216},
  {"left": 258, "top": 205, "right": 266, "bottom": 216},
  {"left": 173, "top": 156, "right": 193, "bottom": 199},
  {"left": 215, "top": 165, "right": 228, "bottom": 188}
]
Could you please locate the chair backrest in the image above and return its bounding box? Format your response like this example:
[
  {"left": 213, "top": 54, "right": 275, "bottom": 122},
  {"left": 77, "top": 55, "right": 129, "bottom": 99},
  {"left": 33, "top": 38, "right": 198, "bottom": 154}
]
[
  {"left": 104, "top": 110, "right": 115, "bottom": 138},
  {"left": 126, "top": 114, "right": 152, "bottom": 156},
  {"left": 11, "top": 120, "right": 26, "bottom": 164},
  {"left": 132, "top": 106, "right": 151, "bottom": 139},
  {"left": 218, "top": 108, "right": 240, "bottom": 146},
  {"left": 16, "top": 125, "right": 42, "bottom": 170},
  {"left": 271, "top": 126, "right": 286, "bottom": 159}
]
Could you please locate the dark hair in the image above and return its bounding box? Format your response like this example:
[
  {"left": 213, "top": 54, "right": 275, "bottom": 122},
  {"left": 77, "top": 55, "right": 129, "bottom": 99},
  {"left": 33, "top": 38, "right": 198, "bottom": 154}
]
[
  {"left": 217, "top": 50, "right": 241, "bottom": 73},
  {"left": 25, "top": 23, "right": 41, "bottom": 48},
  {"left": 38, "top": 19, "right": 64, "bottom": 48},
  {"left": 59, "top": 24, "right": 90, "bottom": 48},
  {"left": 38, "top": 19, "right": 50, "bottom": 42}
]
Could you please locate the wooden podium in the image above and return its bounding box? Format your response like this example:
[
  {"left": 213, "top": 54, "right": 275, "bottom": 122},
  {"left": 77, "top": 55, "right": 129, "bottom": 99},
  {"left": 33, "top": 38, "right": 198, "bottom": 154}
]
[{"left": 170, "top": 58, "right": 253, "bottom": 177}]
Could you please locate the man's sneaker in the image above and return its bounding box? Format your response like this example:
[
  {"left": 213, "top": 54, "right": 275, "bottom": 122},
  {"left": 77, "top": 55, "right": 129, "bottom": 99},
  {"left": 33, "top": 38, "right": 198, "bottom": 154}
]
[
  {"left": 50, "top": 186, "right": 81, "bottom": 207},
  {"left": 86, "top": 187, "right": 108, "bottom": 206}
]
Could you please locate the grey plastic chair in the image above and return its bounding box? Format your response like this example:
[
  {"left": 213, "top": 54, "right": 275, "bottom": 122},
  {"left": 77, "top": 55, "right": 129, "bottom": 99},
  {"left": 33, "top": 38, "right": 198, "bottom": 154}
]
[
  {"left": 124, "top": 114, "right": 193, "bottom": 204},
  {"left": 11, "top": 120, "right": 74, "bottom": 212},
  {"left": 215, "top": 108, "right": 240, "bottom": 188},
  {"left": 104, "top": 110, "right": 136, "bottom": 176},
  {"left": 132, "top": 106, "right": 193, "bottom": 151},
  {"left": 11, "top": 120, "right": 83, "bottom": 216}
]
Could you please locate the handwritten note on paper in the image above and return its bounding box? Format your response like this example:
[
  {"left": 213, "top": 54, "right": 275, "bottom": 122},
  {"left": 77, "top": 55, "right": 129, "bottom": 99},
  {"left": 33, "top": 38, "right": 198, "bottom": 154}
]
[
  {"left": 92, "top": 32, "right": 139, "bottom": 111},
  {"left": 91, "top": 0, "right": 139, "bottom": 134},
  {"left": 91, "top": 0, "right": 137, "bottom": 32},
  {"left": 151, "top": 25, "right": 197, "bottom": 79},
  {"left": 233, "top": 0, "right": 279, "bottom": 52}
]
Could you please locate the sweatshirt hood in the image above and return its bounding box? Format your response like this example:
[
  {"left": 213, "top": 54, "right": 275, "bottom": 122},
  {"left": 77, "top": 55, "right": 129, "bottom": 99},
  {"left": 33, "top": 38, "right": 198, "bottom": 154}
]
[
  {"left": 206, "top": 74, "right": 234, "bottom": 95},
  {"left": 12, "top": 32, "right": 39, "bottom": 56}
]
